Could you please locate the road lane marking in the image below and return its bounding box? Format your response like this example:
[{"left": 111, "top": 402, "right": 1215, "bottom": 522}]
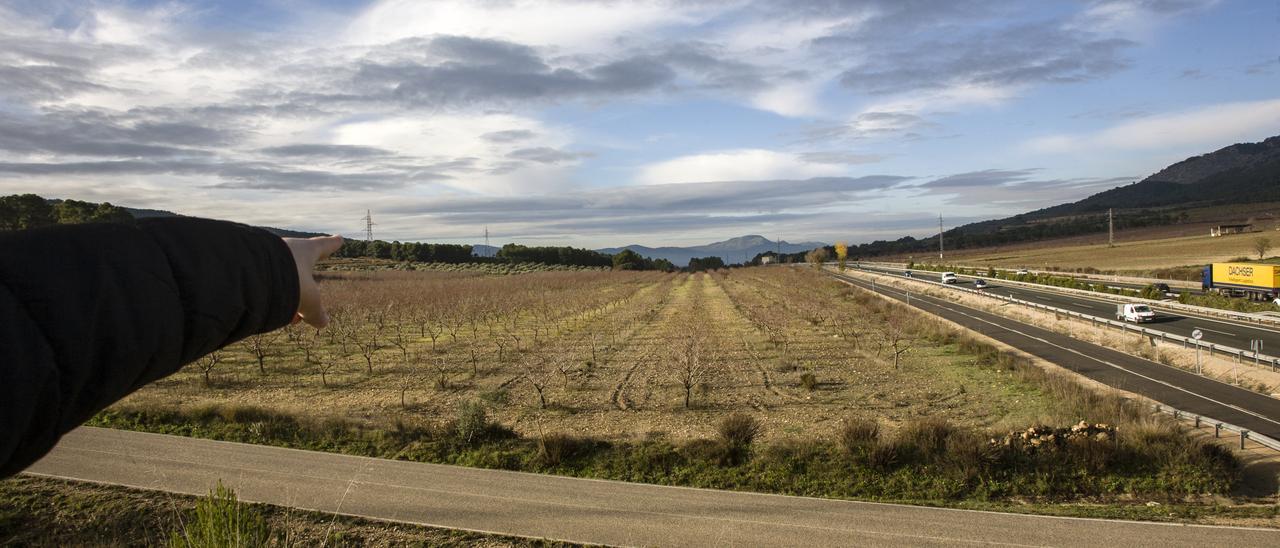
[
  {"left": 832, "top": 272, "right": 1280, "bottom": 430},
  {"left": 1194, "top": 326, "right": 1237, "bottom": 337}
]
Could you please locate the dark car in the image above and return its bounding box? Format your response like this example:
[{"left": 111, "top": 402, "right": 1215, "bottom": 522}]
[
  {"left": 974, "top": 278, "right": 988, "bottom": 289},
  {"left": 904, "top": 270, "right": 913, "bottom": 277}
]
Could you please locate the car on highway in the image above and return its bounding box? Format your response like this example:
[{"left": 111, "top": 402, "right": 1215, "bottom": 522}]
[
  {"left": 1015, "top": 268, "right": 1029, "bottom": 276},
  {"left": 941, "top": 272, "right": 958, "bottom": 284},
  {"left": 904, "top": 270, "right": 912, "bottom": 277},
  {"left": 1116, "top": 303, "right": 1156, "bottom": 323},
  {"left": 974, "top": 278, "right": 988, "bottom": 289}
]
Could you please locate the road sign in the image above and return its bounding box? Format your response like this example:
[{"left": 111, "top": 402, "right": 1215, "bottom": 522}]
[{"left": 1191, "top": 329, "right": 1203, "bottom": 340}]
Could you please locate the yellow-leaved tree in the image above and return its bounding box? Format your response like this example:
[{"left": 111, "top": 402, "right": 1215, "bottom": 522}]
[{"left": 834, "top": 241, "right": 848, "bottom": 271}]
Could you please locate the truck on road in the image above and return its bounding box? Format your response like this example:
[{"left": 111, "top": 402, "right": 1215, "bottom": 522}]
[
  {"left": 1116, "top": 303, "right": 1156, "bottom": 323},
  {"left": 1201, "top": 263, "right": 1280, "bottom": 301}
]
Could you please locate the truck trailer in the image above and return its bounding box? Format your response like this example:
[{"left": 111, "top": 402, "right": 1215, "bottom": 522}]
[{"left": 1201, "top": 262, "right": 1280, "bottom": 301}]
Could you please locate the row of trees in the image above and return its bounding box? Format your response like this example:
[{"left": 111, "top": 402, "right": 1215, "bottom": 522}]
[
  {"left": 336, "top": 238, "right": 680, "bottom": 271},
  {"left": 0, "top": 194, "right": 132, "bottom": 231},
  {"left": 334, "top": 239, "right": 475, "bottom": 263}
]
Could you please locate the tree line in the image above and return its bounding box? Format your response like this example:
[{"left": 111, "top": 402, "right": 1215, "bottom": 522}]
[
  {"left": 0, "top": 194, "right": 132, "bottom": 231},
  {"left": 336, "top": 239, "right": 679, "bottom": 271}
]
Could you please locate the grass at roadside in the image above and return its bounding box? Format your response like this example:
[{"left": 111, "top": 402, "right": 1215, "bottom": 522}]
[{"left": 0, "top": 475, "right": 568, "bottom": 547}]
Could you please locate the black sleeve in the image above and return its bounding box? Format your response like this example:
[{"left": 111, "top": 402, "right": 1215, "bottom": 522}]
[{"left": 0, "top": 217, "right": 300, "bottom": 477}]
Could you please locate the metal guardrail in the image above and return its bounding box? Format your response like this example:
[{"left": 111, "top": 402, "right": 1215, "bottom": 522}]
[
  {"left": 840, "top": 266, "right": 1280, "bottom": 374},
  {"left": 1153, "top": 403, "right": 1280, "bottom": 452},
  {"left": 860, "top": 260, "right": 1202, "bottom": 291},
  {"left": 856, "top": 261, "right": 1280, "bottom": 329},
  {"left": 830, "top": 266, "right": 1280, "bottom": 453}
]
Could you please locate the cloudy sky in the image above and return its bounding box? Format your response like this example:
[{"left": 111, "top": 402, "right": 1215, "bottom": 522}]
[{"left": 1, "top": 0, "right": 1277, "bottom": 247}]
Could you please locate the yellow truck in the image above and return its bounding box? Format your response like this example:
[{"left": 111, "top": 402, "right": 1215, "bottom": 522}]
[{"left": 1201, "top": 263, "right": 1280, "bottom": 300}]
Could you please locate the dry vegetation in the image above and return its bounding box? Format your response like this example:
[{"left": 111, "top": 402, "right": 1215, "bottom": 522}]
[
  {"left": 85, "top": 266, "right": 1262, "bottom": 508},
  {"left": 912, "top": 202, "right": 1280, "bottom": 275},
  {"left": 118, "top": 267, "right": 1067, "bottom": 442},
  {"left": 937, "top": 229, "right": 1280, "bottom": 275}
]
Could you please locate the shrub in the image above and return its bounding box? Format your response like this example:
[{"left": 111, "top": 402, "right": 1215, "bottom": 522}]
[
  {"left": 478, "top": 388, "right": 509, "bottom": 405},
  {"left": 678, "top": 438, "right": 726, "bottom": 463},
  {"left": 837, "top": 418, "right": 879, "bottom": 456},
  {"left": 895, "top": 417, "right": 957, "bottom": 461},
  {"left": 867, "top": 443, "right": 900, "bottom": 470},
  {"left": 716, "top": 413, "right": 762, "bottom": 466},
  {"left": 169, "top": 482, "right": 271, "bottom": 548},
  {"left": 453, "top": 400, "right": 488, "bottom": 445},
  {"left": 718, "top": 413, "right": 762, "bottom": 449},
  {"left": 799, "top": 372, "right": 818, "bottom": 391},
  {"left": 537, "top": 432, "right": 582, "bottom": 466}
]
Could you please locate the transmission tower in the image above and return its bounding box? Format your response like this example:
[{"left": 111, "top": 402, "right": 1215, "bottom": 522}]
[
  {"left": 938, "top": 213, "right": 945, "bottom": 260},
  {"left": 363, "top": 210, "right": 376, "bottom": 242},
  {"left": 484, "top": 227, "right": 491, "bottom": 257},
  {"left": 1108, "top": 208, "right": 1115, "bottom": 248}
]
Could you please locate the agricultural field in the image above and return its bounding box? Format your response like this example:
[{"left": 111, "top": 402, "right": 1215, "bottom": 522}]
[
  {"left": 95, "top": 266, "right": 1255, "bottom": 509},
  {"left": 116, "top": 267, "right": 1060, "bottom": 442}
]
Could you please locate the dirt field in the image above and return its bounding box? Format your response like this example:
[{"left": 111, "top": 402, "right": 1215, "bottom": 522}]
[
  {"left": 121, "top": 267, "right": 1063, "bottom": 442},
  {"left": 935, "top": 230, "right": 1279, "bottom": 273},
  {"left": 899, "top": 202, "right": 1280, "bottom": 274}
]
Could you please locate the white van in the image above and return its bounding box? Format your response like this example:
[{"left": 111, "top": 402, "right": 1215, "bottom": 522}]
[
  {"left": 941, "top": 272, "right": 958, "bottom": 284},
  {"left": 1116, "top": 303, "right": 1156, "bottom": 323}
]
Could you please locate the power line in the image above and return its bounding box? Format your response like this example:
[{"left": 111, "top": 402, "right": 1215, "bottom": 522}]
[{"left": 363, "top": 210, "right": 375, "bottom": 242}]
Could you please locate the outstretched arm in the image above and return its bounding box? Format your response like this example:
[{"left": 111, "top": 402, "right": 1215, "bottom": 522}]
[{"left": 0, "top": 217, "right": 340, "bottom": 477}]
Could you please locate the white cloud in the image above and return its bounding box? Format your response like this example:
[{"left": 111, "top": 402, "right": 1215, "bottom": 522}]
[
  {"left": 636, "top": 149, "right": 847, "bottom": 185},
  {"left": 1025, "top": 98, "right": 1280, "bottom": 154},
  {"left": 751, "top": 81, "right": 823, "bottom": 117},
  {"left": 343, "top": 0, "right": 713, "bottom": 50},
  {"left": 332, "top": 112, "right": 579, "bottom": 195}
]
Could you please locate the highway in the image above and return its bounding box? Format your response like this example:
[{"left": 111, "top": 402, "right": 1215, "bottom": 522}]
[
  {"left": 856, "top": 265, "right": 1280, "bottom": 360},
  {"left": 27, "top": 427, "right": 1280, "bottom": 547},
  {"left": 827, "top": 270, "right": 1280, "bottom": 442}
]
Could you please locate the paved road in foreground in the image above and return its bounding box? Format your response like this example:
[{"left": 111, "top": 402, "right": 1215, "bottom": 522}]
[
  {"left": 27, "top": 427, "right": 1280, "bottom": 547},
  {"left": 828, "top": 270, "right": 1280, "bottom": 441},
  {"left": 857, "top": 265, "right": 1280, "bottom": 358}
]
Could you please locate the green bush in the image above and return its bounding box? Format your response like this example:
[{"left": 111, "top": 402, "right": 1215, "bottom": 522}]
[
  {"left": 169, "top": 482, "right": 271, "bottom": 548},
  {"left": 453, "top": 401, "right": 489, "bottom": 446},
  {"left": 799, "top": 372, "right": 818, "bottom": 391}
]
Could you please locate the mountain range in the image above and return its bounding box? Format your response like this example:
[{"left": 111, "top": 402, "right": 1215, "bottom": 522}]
[
  {"left": 913, "top": 134, "right": 1280, "bottom": 252},
  {"left": 597, "top": 235, "right": 827, "bottom": 267}
]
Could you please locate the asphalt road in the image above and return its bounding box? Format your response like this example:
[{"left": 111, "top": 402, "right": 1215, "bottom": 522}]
[
  {"left": 27, "top": 427, "right": 1280, "bottom": 547},
  {"left": 858, "top": 265, "right": 1280, "bottom": 357},
  {"left": 828, "top": 270, "right": 1280, "bottom": 441}
]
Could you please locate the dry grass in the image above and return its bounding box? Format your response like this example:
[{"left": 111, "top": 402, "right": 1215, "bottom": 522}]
[
  {"left": 119, "top": 267, "right": 1066, "bottom": 444},
  {"left": 942, "top": 230, "right": 1277, "bottom": 273}
]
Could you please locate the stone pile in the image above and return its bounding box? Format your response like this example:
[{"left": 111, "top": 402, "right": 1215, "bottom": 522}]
[{"left": 992, "top": 421, "right": 1117, "bottom": 452}]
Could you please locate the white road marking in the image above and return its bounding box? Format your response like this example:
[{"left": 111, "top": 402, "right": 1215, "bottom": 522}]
[{"left": 1195, "top": 326, "right": 1237, "bottom": 337}]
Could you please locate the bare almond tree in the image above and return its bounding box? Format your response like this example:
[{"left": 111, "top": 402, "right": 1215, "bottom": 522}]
[
  {"left": 523, "top": 351, "right": 554, "bottom": 409},
  {"left": 670, "top": 334, "right": 710, "bottom": 409},
  {"left": 429, "top": 356, "right": 451, "bottom": 390},
  {"left": 877, "top": 311, "right": 919, "bottom": 371},
  {"left": 196, "top": 350, "right": 224, "bottom": 387},
  {"left": 400, "top": 351, "right": 425, "bottom": 406},
  {"left": 352, "top": 329, "right": 382, "bottom": 374},
  {"left": 316, "top": 349, "right": 345, "bottom": 388},
  {"left": 286, "top": 323, "right": 320, "bottom": 367},
  {"left": 239, "top": 330, "right": 280, "bottom": 374}
]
